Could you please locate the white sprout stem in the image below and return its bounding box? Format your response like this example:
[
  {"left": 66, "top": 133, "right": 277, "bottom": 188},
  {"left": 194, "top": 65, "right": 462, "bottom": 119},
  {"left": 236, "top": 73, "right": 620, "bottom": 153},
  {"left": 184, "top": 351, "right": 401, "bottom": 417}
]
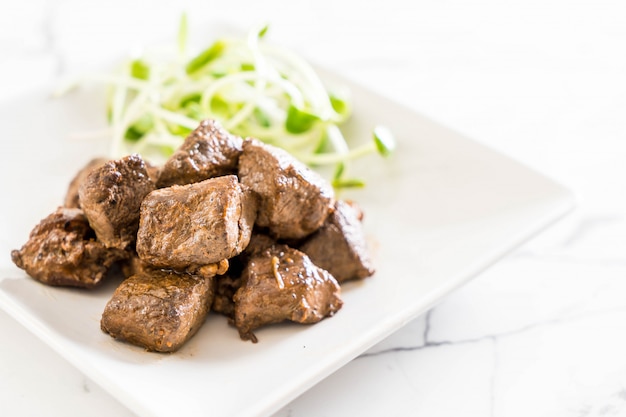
[
  {"left": 239, "top": 123, "right": 286, "bottom": 142},
  {"left": 200, "top": 71, "right": 305, "bottom": 120},
  {"left": 302, "top": 141, "right": 376, "bottom": 166},
  {"left": 140, "top": 133, "right": 183, "bottom": 147},
  {"left": 150, "top": 105, "right": 202, "bottom": 129},
  {"left": 280, "top": 129, "right": 324, "bottom": 152},
  {"left": 326, "top": 124, "right": 350, "bottom": 155},
  {"left": 112, "top": 88, "right": 151, "bottom": 155},
  {"left": 262, "top": 43, "right": 337, "bottom": 120},
  {"left": 59, "top": 25, "right": 370, "bottom": 172},
  {"left": 109, "top": 75, "right": 131, "bottom": 158},
  {"left": 133, "top": 120, "right": 182, "bottom": 154},
  {"left": 223, "top": 25, "right": 270, "bottom": 131}
]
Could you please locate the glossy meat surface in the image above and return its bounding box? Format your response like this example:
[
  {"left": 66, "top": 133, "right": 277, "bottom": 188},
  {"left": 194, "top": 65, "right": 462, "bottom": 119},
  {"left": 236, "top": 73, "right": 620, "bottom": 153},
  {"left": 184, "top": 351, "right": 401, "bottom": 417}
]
[
  {"left": 136, "top": 175, "right": 257, "bottom": 269},
  {"left": 156, "top": 119, "right": 243, "bottom": 188},
  {"left": 238, "top": 138, "right": 334, "bottom": 240},
  {"left": 78, "top": 154, "right": 155, "bottom": 250},
  {"left": 10, "top": 207, "right": 127, "bottom": 288},
  {"left": 64, "top": 157, "right": 107, "bottom": 208},
  {"left": 299, "top": 200, "right": 375, "bottom": 282},
  {"left": 101, "top": 268, "right": 215, "bottom": 352},
  {"left": 233, "top": 240, "right": 342, "bottom": 342},
  {"left": 211, "top": 234, "right": 276, "bottom": 318}
]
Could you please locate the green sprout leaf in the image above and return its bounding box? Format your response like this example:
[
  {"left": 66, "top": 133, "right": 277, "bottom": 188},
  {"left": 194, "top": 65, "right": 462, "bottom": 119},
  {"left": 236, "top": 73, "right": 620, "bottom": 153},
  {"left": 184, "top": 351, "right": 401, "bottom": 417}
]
[
  {"left": 183, "top": 102, "right": 206, "bottom": 120},
  {"left": 285, "top": 104, "right": 320, "bottom": 134},
  {"left": 333, "top": 162, "right": 345, "bottom": 180},
  {"left": 64, "top": 17, "right": 391, "bottom": 188},
  {"left": 130, "top": 59, "right": 150, "bottom": 80},
  {"left": 258, "top": 24, "right": 269, "bottom": 38},
  {"left": 179, "top": 92, "right": 201, "bottom": 108},
  {"left": 253, "top": 107, "right": 271, "bottom": 127},
  {"left": 167, "top": 123, "right": 193, "bottom": 137},
  {"left": 332, "top": 177, "right": 366, "bottom": 189},
  {"left": 125, "top": 114, "right": 154, "bottom": 141},
  {"left": 373, "top": 125, "right": 396, "bottom": 157},
  {"left": 329, "top": 91, "right": 351, "bottom": 119},
  {"left": 186, "top": 40, "right": 226, "bottom": 75},
  {"left": 240, "top": 62, "right": 255, "bottom": 71}
]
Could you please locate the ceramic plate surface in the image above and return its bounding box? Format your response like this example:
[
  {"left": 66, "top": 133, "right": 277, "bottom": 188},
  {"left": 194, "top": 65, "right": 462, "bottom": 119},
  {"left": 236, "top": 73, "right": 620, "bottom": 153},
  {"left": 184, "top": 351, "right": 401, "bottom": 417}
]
[{"left": 0, "top": 33, "right": 572, "bottom": 417}]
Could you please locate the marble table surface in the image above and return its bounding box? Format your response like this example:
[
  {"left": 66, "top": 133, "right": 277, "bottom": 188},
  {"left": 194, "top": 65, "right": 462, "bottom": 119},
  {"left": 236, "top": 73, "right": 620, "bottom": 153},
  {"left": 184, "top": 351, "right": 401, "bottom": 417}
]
[{"left": 1, "top": 0, "right": 625, "bottom": 416}]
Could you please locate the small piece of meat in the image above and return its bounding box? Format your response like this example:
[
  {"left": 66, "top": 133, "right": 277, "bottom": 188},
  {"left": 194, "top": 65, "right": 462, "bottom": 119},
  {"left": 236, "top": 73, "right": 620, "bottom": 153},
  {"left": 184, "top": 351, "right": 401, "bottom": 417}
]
[
  {"left": 233, "top": 241, "right": 342, "bottom": 342},
  {"left": 78, "top": 154, "right": 155, "bottom": 250},
  {"left": 238, "top": 138, "right": 334, "bottom": 240},
  {"left": 136, "top": 175, "right": 257, "bottom": 270},
  {"left": 10, "top": 207, "right": 128, "bottom": 288},
  {"left": 156, "top": 119, "right": 243, "bottom": 188},
  {"left": 299, "top": 200, "right": 375, "bottom": 282},
  {"left": 101, "top": 269, "right": 215, "bottom": 352},
  {"left": 211, "top": 233, "right": 275, "bottom": 318},
  {"left": 212, "top": 274, "right": 242, "bottom": 318},
  {"left": 64, "top": 157, "right": 108, "bottom": 208}
]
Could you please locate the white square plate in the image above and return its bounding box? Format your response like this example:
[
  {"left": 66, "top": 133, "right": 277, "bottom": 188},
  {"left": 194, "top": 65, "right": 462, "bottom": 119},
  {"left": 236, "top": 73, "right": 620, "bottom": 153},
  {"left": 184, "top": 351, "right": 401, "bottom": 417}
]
[{"left": 0, "top": 41, "right": 572, "bottom": 416}]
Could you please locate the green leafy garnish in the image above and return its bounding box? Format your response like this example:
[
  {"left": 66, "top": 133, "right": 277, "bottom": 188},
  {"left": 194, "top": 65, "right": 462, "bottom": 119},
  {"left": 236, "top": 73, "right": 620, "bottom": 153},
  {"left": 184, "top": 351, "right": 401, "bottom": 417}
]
[
  {"left": 61, "top": 16, "right": 395, "bottom": 188},
  {"left": 373, "top": 125, "right": 396, "bottom": 157},
  {"left": 329, "top": 91, "right": 350, "bottom": 118},
  {"left": 130, "top": 59, "right": 150, "bottom": 80},
  {"left": 185, "top": 40, "right": 226, "bottom": 75},
  {"left": 285, "top": 104, "right": 320, "bottom": 134},
  {"left": 332, "top": 177, "right": 366, "bottom": 189},
  {"left": 257, "top": 24, "right": 269, "bottom": 38},
  {"left": 125, "top": 114, "right": 154, "bottom": 141}
]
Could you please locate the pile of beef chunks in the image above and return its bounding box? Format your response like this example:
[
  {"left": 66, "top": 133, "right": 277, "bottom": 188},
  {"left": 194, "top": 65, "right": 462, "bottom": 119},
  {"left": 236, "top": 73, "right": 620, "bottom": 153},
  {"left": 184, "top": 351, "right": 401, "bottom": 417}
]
[{"left": 11, "top": 120, "right": 374, "bottom": 352}]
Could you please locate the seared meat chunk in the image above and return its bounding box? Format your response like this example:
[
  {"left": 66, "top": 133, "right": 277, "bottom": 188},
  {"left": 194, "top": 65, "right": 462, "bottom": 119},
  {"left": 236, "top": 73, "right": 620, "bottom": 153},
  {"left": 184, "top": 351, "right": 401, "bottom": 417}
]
[
  {"left": 211, "top": 233, "right": 276, "bottom": 317},
  {"left": 238, "top": 138, "right": 334, "bottom": 240},
  {"left": 299, "top": 200, "right": 375, "bottom": 282},
  {"left": 101, "top": 269, "right": 215, "bottom": 352},
  {"left": 136, "top": 175, "right": 257, "bottom": 270},
  {"left": 157, "top": 119, "right": 243, "bottom": 188},
  {"left": 64, "top": 157, "right": 107, "bottom": 208},
  {"left": 78, "top": 154, "right": 155, "bottom": 250},
  {"left": 10, "top": 207, "right": 127, "bottom": 288},
  {"left": 233, "top": 240, "right": 342, "bottom": 342}
]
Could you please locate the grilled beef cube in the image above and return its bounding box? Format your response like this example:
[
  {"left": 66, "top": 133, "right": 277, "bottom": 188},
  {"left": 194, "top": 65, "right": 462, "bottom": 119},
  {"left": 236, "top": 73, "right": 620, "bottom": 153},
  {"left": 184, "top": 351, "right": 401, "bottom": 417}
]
[
  {"left": 156, "top": 119, "right": 243, "bottom": 188},
  {"left": 299, "top": 200, "right": 375, "bottom": 282},
  {"left": 101, "top": 269, "right": 215, "bottom": 352},
  {"left": 136, "top": 175, "right": 257, "bottom": 270},
  {"left": 233, "top": 241, "right": 343, "bottom": 342},
  {"left": 238, "top": 138, "right": 334, "bottom": 240},
  {"left": 64, "top": 157, "right": 108, "bottom": 208},
  {"left": 10, "top": 207, "right": 128, "bottom": 288},
  {"left": 211, "top": 233, "right": 276, "bottom": 317},
  {"left": 78, "top": 154, "right": 155, "bottom": 250}
]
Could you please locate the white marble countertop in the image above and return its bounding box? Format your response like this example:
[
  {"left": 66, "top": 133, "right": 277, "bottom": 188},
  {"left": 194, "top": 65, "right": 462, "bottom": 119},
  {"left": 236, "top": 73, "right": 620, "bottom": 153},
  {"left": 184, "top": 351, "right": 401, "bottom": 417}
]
[{"left": 2, "top": 0, "right": 625, "bottom": 416}]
